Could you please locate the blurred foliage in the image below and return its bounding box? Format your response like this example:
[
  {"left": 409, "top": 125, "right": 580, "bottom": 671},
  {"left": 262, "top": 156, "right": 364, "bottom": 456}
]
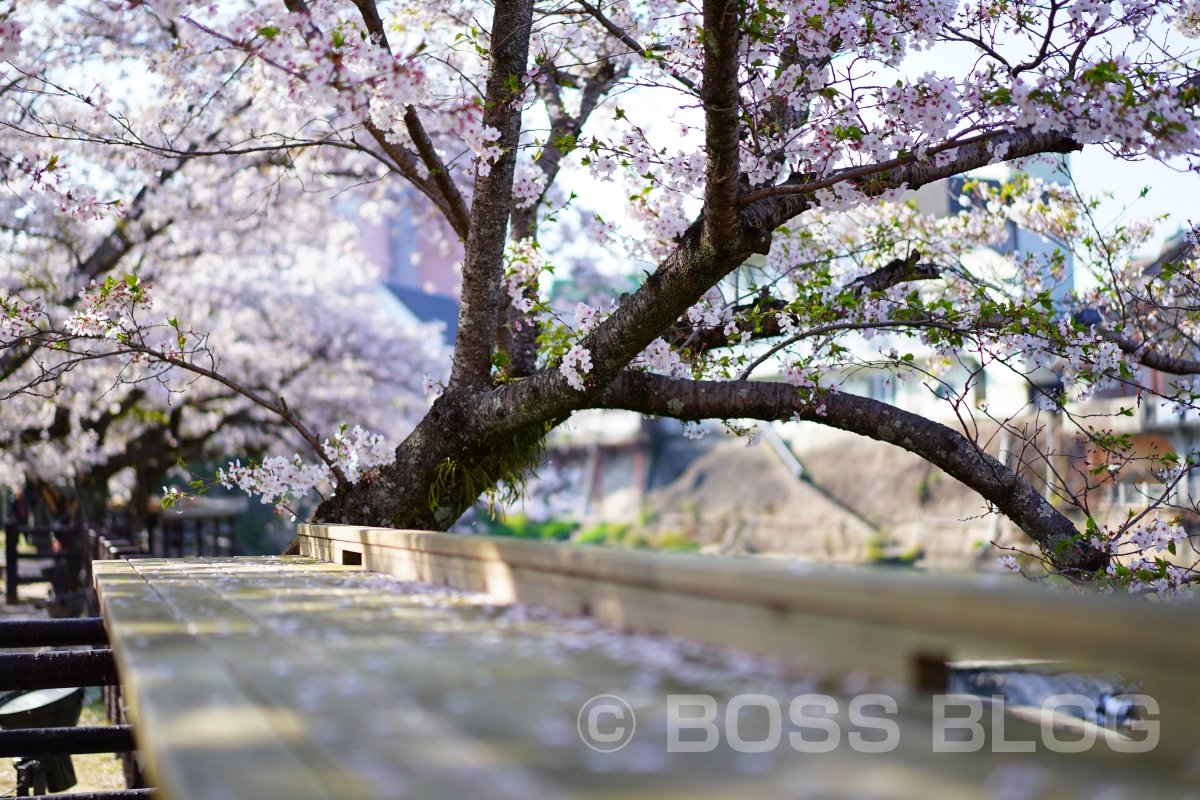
[
  {"left": 481, "top": 514, "right": 576, "bottom": 541},
  {"left": 480, "top": 515, "right": 700, "bottom": 552},
  {"left": 577, "top": 522, "right": 699, "bottom": 552}
]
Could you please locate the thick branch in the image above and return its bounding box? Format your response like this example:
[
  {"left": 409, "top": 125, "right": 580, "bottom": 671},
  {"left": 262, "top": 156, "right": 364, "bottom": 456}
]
[
  {"left": 402, "top": 106, "right": 471, "bottom": 238},
  {"left": 595, "top": 371, "right": 1106, "bottom": 574},
  {"left": 846, "top": 251, "right": 940, "bottom": 295},
  {"left": 742, "top": 128, "right": 1081, "bottom": 233},
  {"left": 701, "top": 0, "right": 743, "bottom": 242},
  {"left": 449, "top": 0, "right": 536, "bottom": 387},
  {"left": 350, "top": 0, "right": 389, "bottom": 43},
  {"left": 1109, "top": 331, "right": 1200, "bottom": 375}
]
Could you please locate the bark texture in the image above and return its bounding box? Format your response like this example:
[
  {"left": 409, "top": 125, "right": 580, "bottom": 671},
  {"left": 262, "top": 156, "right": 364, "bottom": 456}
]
[{"left": 449, "top": 0, "right": 537, "bottom": 388}]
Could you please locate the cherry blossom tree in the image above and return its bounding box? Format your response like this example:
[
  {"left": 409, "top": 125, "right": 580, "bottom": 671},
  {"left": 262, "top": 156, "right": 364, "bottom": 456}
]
[
  {"left": 0, "top": 14, "right": 441, "bottom": 523},
  {"left": 2, "top": 0, "right": 1200, "bottom": 591}
]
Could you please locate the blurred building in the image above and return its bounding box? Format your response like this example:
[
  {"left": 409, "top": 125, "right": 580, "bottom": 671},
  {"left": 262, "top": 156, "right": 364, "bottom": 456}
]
[{"left": 359, "top": 187, "right": 463, "bottom": 346}]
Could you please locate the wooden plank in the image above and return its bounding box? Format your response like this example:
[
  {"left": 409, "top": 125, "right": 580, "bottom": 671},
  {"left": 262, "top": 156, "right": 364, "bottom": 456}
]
[
  {"left": 94, "top": 560, "right": 350, "bottom": 800},
  {"left": 117, "top": 558, "right": 568, "bottom": 800},
  {"left": 297, "top": 524, "right": 1200, "bottom": 666}
]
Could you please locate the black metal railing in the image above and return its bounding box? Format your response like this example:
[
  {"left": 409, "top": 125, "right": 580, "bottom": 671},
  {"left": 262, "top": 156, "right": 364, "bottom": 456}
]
[{"left": 0, "top": 618, "right": 154, "bottom": 798}]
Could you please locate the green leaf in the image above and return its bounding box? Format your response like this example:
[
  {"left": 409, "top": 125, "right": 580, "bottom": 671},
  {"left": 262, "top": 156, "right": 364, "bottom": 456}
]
[{"left": 832, "top": 125, "right": 864, "bottom": 142}]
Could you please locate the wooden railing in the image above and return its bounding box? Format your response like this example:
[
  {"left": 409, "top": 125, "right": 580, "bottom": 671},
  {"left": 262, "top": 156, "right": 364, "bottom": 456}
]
[
  {"left": 4, "top": 524, "right": 83, "bottom": 606},
  {"left": 298, "top": 523, "right": 1200, "bottom": 764}
]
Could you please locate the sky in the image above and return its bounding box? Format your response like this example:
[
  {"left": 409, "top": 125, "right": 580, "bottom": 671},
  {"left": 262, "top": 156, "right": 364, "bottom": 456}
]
[
  {"left": 1070, "top": 150, "right": 1197, "bottom": 254},
  {"left": 896, "top": 22, "right": 1200, "bottom": 256}
]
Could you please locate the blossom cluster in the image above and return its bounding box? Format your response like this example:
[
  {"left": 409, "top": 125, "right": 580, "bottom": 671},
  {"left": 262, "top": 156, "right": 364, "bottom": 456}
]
[
  {"left": 631, "top": 338, "right": 688, "bottom": 378},
  {"left": 321, "top": 425, "right": 397, "bottom": 484},
  {"left": 0, "top": 294, "right": 41, "bottom": 344},
  {"left": 8, "top": 152, "right": 119, "bottom": 222},
  {"left": 218, "top": 455, "right": 330, "bottom": 511},
  {"left": 1124, "top": 515, "right": 1189, "bottom": 555},
  {"left": 64, "top": 276, "right": 153, "bottom": 340},
  {"left": 218, "top": 425, "right": 397, "bottom": 513},
  {"left": 459, "top": 117, "right": 504, "bottom": 177},
  {"left": 573, "top": 302, "right": 607, "bottom": 333},
  {"left": 1002, "top": 514, "right": 1195, "bottom": 603},
  {"left": 560, "top": 344, "right": 593, "bottom": 391},
  {"left": 1120, "top": 562, "right": 1194, "bottom": 602},
  {"left": 503, "top": 239, "right": 545, "bottom": 316},
  {"left": 512, "top": 163, "right": 547, "bottom": 208}
]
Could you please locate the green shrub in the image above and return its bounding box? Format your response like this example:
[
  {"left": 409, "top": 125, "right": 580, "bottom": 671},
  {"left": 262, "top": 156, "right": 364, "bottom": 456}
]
[
  {"left": 653, "top": 531, "right": 699, "bottom": 552},
  {"left": 576, "top": 522, "right": 631, "bottom": 545},
  {"left": 482, "top": 514, "right": 575, "bottom": 541}
]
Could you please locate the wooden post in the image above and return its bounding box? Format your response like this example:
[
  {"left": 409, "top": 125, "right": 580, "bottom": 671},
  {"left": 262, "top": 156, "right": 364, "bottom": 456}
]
[{"left": 5, "top": 522, "right": 18, "bottom": 605}]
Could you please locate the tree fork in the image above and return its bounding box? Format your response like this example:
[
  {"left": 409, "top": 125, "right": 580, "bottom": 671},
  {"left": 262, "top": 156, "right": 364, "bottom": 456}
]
[{"left": 312, "top": 391, "right": 554, "bottom": 531}]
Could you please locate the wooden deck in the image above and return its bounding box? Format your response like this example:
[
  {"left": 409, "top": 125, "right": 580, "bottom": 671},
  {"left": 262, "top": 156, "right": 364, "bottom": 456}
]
[{"left": 94, "top": 546, "right": 1200, "bottom": 799}]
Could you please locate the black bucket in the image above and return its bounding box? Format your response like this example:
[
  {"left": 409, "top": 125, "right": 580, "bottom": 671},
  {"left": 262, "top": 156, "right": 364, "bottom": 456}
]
[{"left": 0, "top": 687, "right": 85, "bottom": 794}]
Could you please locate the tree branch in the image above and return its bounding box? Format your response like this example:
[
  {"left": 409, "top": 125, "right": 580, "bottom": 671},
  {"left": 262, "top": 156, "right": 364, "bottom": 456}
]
[
  {"left": 449, "top": 0, "right": 536, "bottom": 387},
  {"left": 663, "top": 253, "right": 941, "bottom": 350},
  {"left": 846, "top": 250, "right": 940, "bottom": 295},
  {"left": 402, "top": 106, "right": 471, "bottom": 238},
  {"left": 595, "top": 371, "right": 1107, "bottom": 574},
  {"left": 1109, "top": 331, "right": 1200, "bottom": 375},
  {"left": 742, "top": 128, "right": 1080, "bottom": 231},
  {"left": 701, "top": 0, "right": 743, "bottom": 242},
  {"left": 576, "top": 0, "right": 698, "bottom": 92},
  {"left": 118, "top": 344, "right": 348, "bottom": 485},
  {"left": 345, "top": 0, "right": 473, "bottom": 239}
]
